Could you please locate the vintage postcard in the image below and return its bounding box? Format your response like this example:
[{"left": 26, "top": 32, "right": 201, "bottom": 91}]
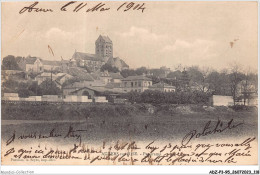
[{"left": 1, "top": 1, "right": 258, "bottom": 167}]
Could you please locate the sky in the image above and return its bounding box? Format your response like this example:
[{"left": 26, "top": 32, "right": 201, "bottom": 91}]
[{"left": 1, "top": 1, "right": 258, "bottom": 72}]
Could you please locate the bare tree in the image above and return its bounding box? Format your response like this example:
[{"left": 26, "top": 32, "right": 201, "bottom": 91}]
[
  {"left": 240, "top": 67, "right": 256, "bottom": 106},
  {"left": 229, "top": 63, "right": 244, "bottom": 106},
  {"left": 200, "top": 67, "right": 211, "bottom": 92}
]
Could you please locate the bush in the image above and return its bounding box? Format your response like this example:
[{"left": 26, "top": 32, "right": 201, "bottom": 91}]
[
  {"left": 122, "top": 90, "right": 211, "bottom": 105},
  {"left": 229, "top": 105, "right": 257, "bottom": 111}
]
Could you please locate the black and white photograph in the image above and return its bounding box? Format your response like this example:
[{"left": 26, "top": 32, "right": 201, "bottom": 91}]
[{"left": 1, "top": 1, "right": 258, "bottom": 168}]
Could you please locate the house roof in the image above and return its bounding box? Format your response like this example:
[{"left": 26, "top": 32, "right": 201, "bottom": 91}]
[
  {"left": 70, "top": 86, "right": 125, "bottom": 95},
  {"left": 15, "top": 56, "right": 25, "bottom": 63},
  {"left": 96, "top": 35, "right": 112, "bottom": 43},
  {"left": 55, "top": 73, "right": 73, "bottom": 82},
  {"left": 120, "top": 59, "right": 129, "bottom": 68},
  {"left": 55, "top": 74, "right": 66, "bottom": 82},
  {"left": 99, "top": 71, "right": 111, "bottom": 77},
  {"left": 105, "top": 82, "right": 121, "bottom": 89},
  {"left": 122, "top": 75, "right": 152, "bottom": 81},
  {"left": 39, "top": 72, "right": 52, "bottom": 77},
  {"left": 25, "top": 57, "right": 39, "bottom": 64},
  {"left": 63, "top": 82, "right": 86, "bottom": 89},
  {"left": 106, "top": 57, "right": 129, "bottom": 70},
  {"left": 149, "top": 82, "right": 175, "bottom": 89},
  {"left": 64, "top": 67, "right": 94, "bottom": 81},
  {"left": 72, "top": 52, "right": 104, "bottom": 62},
  {"left": 109, "top": 72, "right": 123, "bottom": 79},
  {"left": 89, "top": 73, "right": 101, "bottom": 80},
  {"left": 42, "top": 60, "right": 61, "bottom": 66},
  {"left": 56, "top": 73, "right": 66, "bottom": 77},
  {"left": 61, "top": 60, "right": 70, "bottom": 64},
  {"left": 25, "top": 57, "right": 62, "bottom": 66}
]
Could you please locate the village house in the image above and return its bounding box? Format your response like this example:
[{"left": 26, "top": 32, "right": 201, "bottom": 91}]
[
  {"left": 55, "top": 73, "right": 74, "bottom": 85},
  {"left": 98, "top": 71, "right": 112, "bottom": 84},
  {"left": 64, "top": 83, "right": 125, "bottom": 99},
  {"left": 60, "top": 59, "right": 70, "bottom": 71},
  {"left": 16, "top": 56, "right": 62, "bottom": 73},
  {"left": 104, "top": 72, "right": 124, "bottom": 90},
  {"left": 35, "top": 72, "right": 54, "bottom": 85},
  {"left": 149, "top": 82, "right": 176, "bottom": 92},
  {"left": 17, "top": 56, "right": 44, "bottom": 73},
  {"left": 42, "top": 60, "right": 61, "bottom": 71},
  {"left": 121, "top": 75, "right": 152, "bottom": 92},
  {"left": 110, "top": 72, "right": 124, "bottom": 83},
  {"left": 35, "top": 72, "right": 73, "bottom": 88},
  {"left": 90, "top": 71, "right": 124, "bottom": 85},
  {"left": 1, "top": 70, "right": 26, "bottom": 81},
  {"left": 62, "top": 79, "right": 107, "bottom": 96}
]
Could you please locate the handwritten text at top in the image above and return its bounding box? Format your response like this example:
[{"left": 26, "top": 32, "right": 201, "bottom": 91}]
[{"left": 19, "top": 1, "right": 146, "bottom": 14}]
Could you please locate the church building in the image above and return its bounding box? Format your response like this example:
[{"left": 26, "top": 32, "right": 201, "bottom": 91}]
[
  {"left": 95, "top": 35, "right": 113, "bottom": 62},
  {"left": 71, "top": 35, "right": 129, "bottom": 72}
]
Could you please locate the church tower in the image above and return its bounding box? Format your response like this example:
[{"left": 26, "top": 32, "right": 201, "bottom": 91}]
[{"left": 95, "top": 35, "right": 113, "bottom": 62}]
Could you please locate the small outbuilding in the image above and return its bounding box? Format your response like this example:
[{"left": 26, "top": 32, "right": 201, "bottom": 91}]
[{"left": 210, "top": 95, "right": 233, "bottom": 106}]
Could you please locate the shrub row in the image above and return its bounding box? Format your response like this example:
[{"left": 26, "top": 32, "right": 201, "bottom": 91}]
[{"left": 120, "top": 90, "right": 211, "bottom": 105}]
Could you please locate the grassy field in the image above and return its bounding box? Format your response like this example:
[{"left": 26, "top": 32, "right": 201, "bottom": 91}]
[{"left": 1, "top": 102, "right": 258, "bottom": 144}]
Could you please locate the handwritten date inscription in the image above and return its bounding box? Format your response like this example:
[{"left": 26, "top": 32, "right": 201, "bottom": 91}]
[{"left": 19, "top": 1, "right": 146, "bottom": 14}]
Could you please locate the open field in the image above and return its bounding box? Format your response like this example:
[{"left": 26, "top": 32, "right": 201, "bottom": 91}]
[{"left": 1, "top": 102, "right": 258, "bottom": 144}]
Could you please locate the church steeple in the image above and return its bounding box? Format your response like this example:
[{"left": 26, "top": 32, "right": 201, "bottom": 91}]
[{"left": 95, "top": 35, "right": 113, "bottom": 60}]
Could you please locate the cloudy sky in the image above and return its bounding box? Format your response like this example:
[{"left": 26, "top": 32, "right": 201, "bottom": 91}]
[{"left": 2, "top": 1, "right": 258, "bottom": 72}]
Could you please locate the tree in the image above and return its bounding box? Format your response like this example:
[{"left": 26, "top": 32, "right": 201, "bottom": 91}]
[
  {"left": 120, "top": 69, "right": 137, "bottom": 78},
  {"left": 147, "top": 75, "right": 160, "bottom": 84},
  {"left": 229, "top": 64, "right": 244, "bottom": 105},
  {"left": 27, "top": 72, "right": 41, "bottom": 79},
  {"left": 28, "top": 81, "right": 42, "bottom": 95},
  {"left": 187, "top": 66, "right": 210, "bottom": 92},
  {"left": 39, "top": 79, "right": 61, "bottom": 95},
  {"left": 200, "top": 67, "right": 211, "bottom": 92},
  {"left": 62, "top": 76, "right": 81, "bottom": 88},
  {"left": 2, "top": 55, "right": 21, "bottom": 70},
  {"left": 135, "top": 67, "right": 148, "bottom": 75},
  {"left": 100, "top": 63, "right": 119, "bottom": 73},
  {"left": 219, "top": 70, "right": 231, "bottom": 96},
  {"left": 179, "top": 69, "right": 190, "bottom": 91},
  {"left": 187, "top": 66, "right": 203, "bottom": 90},
  {"left": 149, "top": 68, "right": 166, "bottom": 78},
  {"left": 167, "top": 70, "right": 182, "bottom": 79},
  {"left": 207, "top": 71, "right": 221, "bottom": 94},
  {"left": 121, "top": 91, "right": 141, "bottom": 103},
  {"left": 18, "top": 88, "right": 32, "bottom": 97},
  {"left": 141, "top": 90, "right": 165, "bottom": 104},
  {"left": 17, "top": 81, "right": 37, "bottom": 97},
  {"left": 2, "top": 79, "right": 19, "bottom": 91},
  {"left": 240, "top": 68, "right": 257, "bottom": 106}
]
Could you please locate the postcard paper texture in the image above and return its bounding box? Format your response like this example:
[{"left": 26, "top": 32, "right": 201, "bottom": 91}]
[{"left": 1, "top": 1, "right": 258, "bottom": 165}]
